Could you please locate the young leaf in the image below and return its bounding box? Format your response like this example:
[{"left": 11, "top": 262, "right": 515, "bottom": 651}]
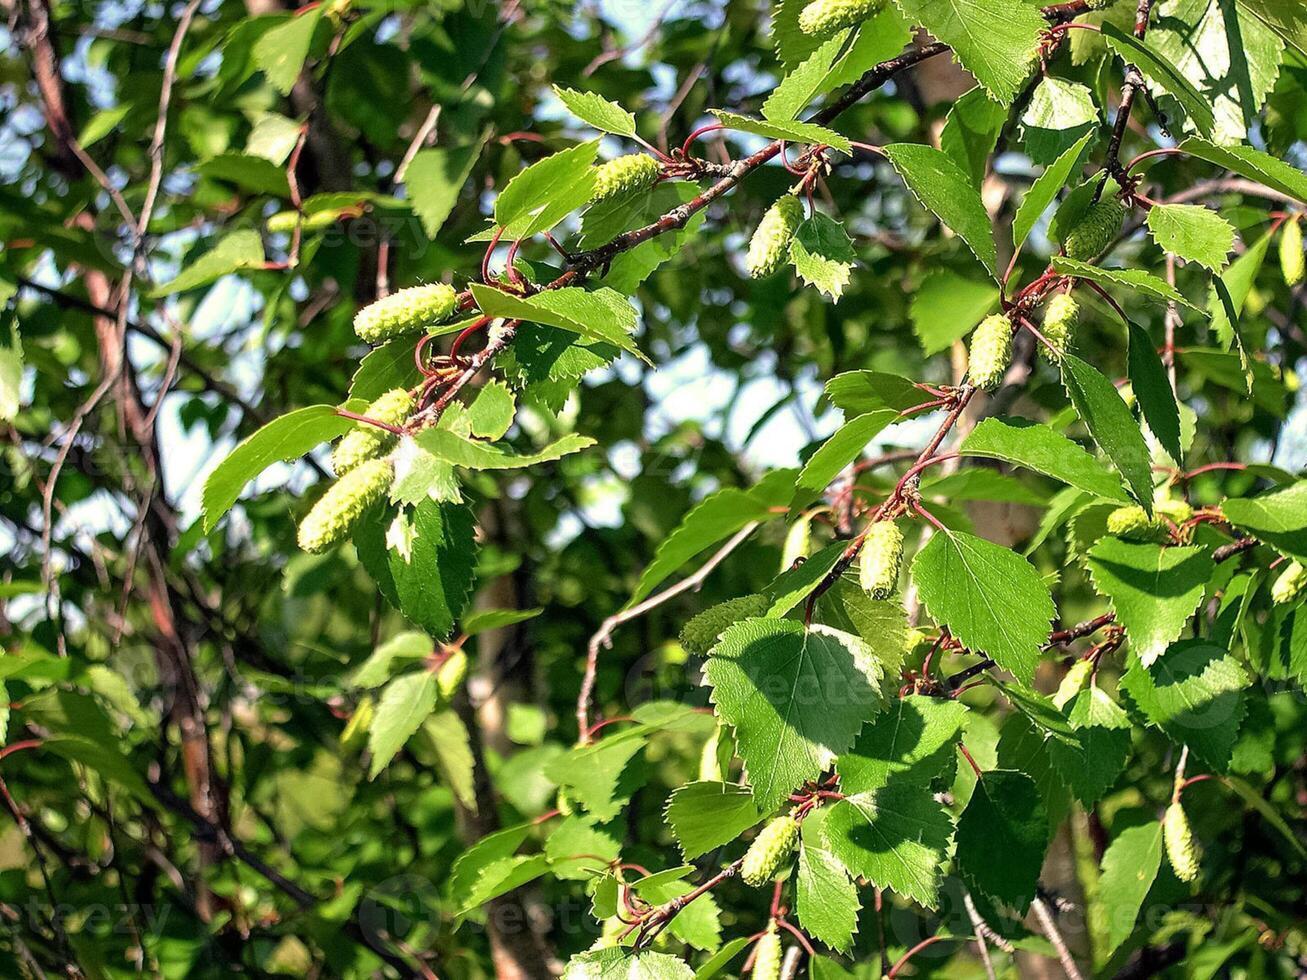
[
  {"left": 368, "top": 670, "right": 439, "bottom": 778},
  {"left": 354, "top": 500, "right": 476, "bottom": 640},
  {"left": 1012, "top": 132, "right": 1095, "bottom": 251},
  {"left": 1220, "top": 480, "right": 1307, "bottom": 562},
  {"left": 1093, "top": 822, "right": 1163, "bottom": 954},
  {"left": 201, "top": 403, "right": 362, "bottom": 531},
  {"left": 1060, "top": 354, "right": 1155, "bottom": 509},
  {"left": 1209, "top": 231, "right": 1271, "bottom": 352},
  {"left": 492, "top": 140, "right": 600, "bottom": 239},
  {"left": 823, "top": 371, "right": 924, "bottom": 415},
  {"left": 631, "top": 872, "right": 722, "bottom": 951},
  {"left": 553, "top": 86, "right": 636, "bottom": 137},
  {"left": 708, "top": 110, "right": 851, "bottom": 152},
  {"left": 961, "top": 417, "right": 1131, "bottom": 502},
  {"left": 545, "top": 731, "right": 648, "bottom": 822},
  {"left": 884, "top": 142, "right": 998, "bottom": 279},
  {"left": 1126, "top": 320, "right": 1184, "bottom": 465},
  {"left": 1020, "top": 78, "right": 1098, "bottom": 166},
  {"left": 664, "top": 781, "right": 761, "bottom": 860},
  {"left": 563, "top": 948, "right": 694, "bottom": 980},
  {"left": 1178, "top": 137, "right": 1307, "bottom": 204},
  {"left": 149, "top": 229, "right": 267, "bottom": 297},
  {"left": 911, "top": 529, "right": 1056, "bottom": 686},
  {"left": 955, "top": 769, "right": 1047, "bottom": 912},
  {"left": 796, "top": 810, "right": 859, "bottom": 952},
  {"left": 1086, "top": 541, "right": 1214, "bottom": 666},
  {"left": 789, "top": 213, "right": 857, "bottom": 299},
  {"left": 252, "top": 8, "right": 324, "bottom": 96},
  {"left": 415, "top": 429, "right": 594, "bottom": 470},
  {"left": 892, "top": 0, "right": 1045, "bottom": 104},
  {"left": 940, "top": 87, "right": 1008, "bottom": 187},
  {"left": 762, "top": 32, "right": 851, "bottom": 123},
  {"left": 1146, "top": 203, "right": 1235, "bottom": 271},
  {"left": 791, "top": 410, "right": 897, "bottom": 505},
  {"left": 470, "top": 284, "right": 648, "bottom": 361},
  {"left": 1051, "top": 257, "right": 1203, "bottom": 311},
  {"left": 704, "top": 619, "right": 885, "bottom": 810}
]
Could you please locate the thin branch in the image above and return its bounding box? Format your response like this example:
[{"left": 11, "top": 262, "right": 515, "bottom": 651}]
[
  {"left": 1031, "top": 896, "right": 1085, "bottom": 980},
  {"left": 577, "top": 521, "right": 758, "bottom": 742}
]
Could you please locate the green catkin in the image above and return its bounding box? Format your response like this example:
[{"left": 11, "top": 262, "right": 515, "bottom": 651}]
[
  {"left": 798, "top": 0, "right": 886, "bottom": 35},
  {"left": 1152, "top": 490, "right": 1194, "bottom": 527},
  {"left": 1164, "top": 802, "right": 1201, "bottom": 883},
  {"left": 331, "top": 388, "right": 414, "bottom": 475},
  {"left": 353, "top": 283, "right": 457, "bottom": 344},
  {"left": 679, "top": 594, "right": 771, "bottom": 656},
  {"left": 591, "top": 153, "right": 661, "bottom": 203},
  {"left": 751, "top": 928, "right": 783, "bottom": 980},
  {"left": 746, "top": 195, "right": 805, "bottom": 278},
  {"left": 1271, "top": 561, "right": 1307, "bottom": 605},
  {"left": 1042, "top": 293, "right": 1079, "bottom": 362},
  {"left": 436, "top": 649, "right": 469, "bottom": 701},
  {"left": 859, "top": 520, "right": 903, "bottom": 600},
  {"left": 1280, "top": 218, "right": 1304, "bottom": 286},
  {"left": 267, "top": 210, "right": 341, "bottom": 233},
  {"left": 741, "top": 816, "right": 799, "bottom": 886},
  {"left": 1106, "top": 504, "right": 1170, "bottom": 543},
  {"left": 968, "top": 314, "right": 1013, "bottom": 391},
  {"left": 1063, "top": 198, "right": 1126, "bottom": 262},
  {"left": 297, "top": 458, "right": 393, "bottom": 554}
]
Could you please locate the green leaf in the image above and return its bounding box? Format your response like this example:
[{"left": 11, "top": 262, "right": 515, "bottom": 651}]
[
  {"left": 911, "top": 529, "right": 1056, "bottom": 685},
  {"left": 664, "top": 781, "right": 761, "bottom": 860},
  {"left": 406, "top": 137, "right": 486, "bottom": 238},
  {"left": 693, "top": 938, "right": 750, "bottom": 980},
  {"left": 422, "top": 710, "right": 476, "bottom": 810},
  {"left": 415, "top": 429, "right": 592, "bottom": 472},
  {"left": 1101, "top": 22, "right": 1217, "bottom": 139},
  {"left": 1237, "top": 0, "right": 1307, "bottom": 56},
  {"left": 824, "top": 371, "right": 924, "bottom": 415},
  {"left": 631, "top": 870, "right": 722, "bottom": 951},
  {"left": 796, "top": 810, "right": 859, "bottom": 952},
  {"left": 1119, "top": 639, "right": 1249, "bottom": 770},
  {"left": 762, "top": 32, "right": 852, "bottom": 122},
  {"left": 1060, "top": 353, "right": 1155, "bottom": 508},
  {"left": 544, "top": 815, "right": 621, "bottom": 880},
  {"left": 1224, "top": 774, "right": 1307, "bottom": 859},
  {"left": 1086, "top": 541, "right": 1214, "bottom": 666},
  {"left": 1146, "top": 203, "right": 1235, "bottom": 271},
  {"left": 772, "top": 0, "right": 907, "bottom": 67},
  {"left": 789, "top": 213, "right": 857, "bottom": 299},
  {"left": 1221, "top": 481, "right": 1307, "bottom": 562},
  {"left": 1051, "top": 257, "right": 1203, "bottom": 311},
  {"left": 1149, "top": 0, "right": 1283, "bottom": 144},
  {"left": 1013, "top": 132, "right": 1095, "bottom": 251},
  {"left": 884, "top": 143, "right": 997, "bottom": 279},
  {"left": 708, "top": 110, "right": 851, "bottom": 153},
  {"left": 150, "top": 229, "right": 266, "bottom": 297},
  {"left": 252, "top": 8, "right": 323, "bottom": 96},
  {"left": 909, "top": 271, "right": 999, "bottom": 355},
  {"left": 195, "top": 153, "right": 291, "bottom": 197},
  {"left": 354, "top": 500, "right": 476, "bottom": 640},
  {"left": 1178, "top": 137, "right": 1307, "bottom": 204},
  {"left": 1020, "top": 78, "right": 1099, "bottom": 166},
  {"left": 458, "top": 855, "right": 551, "bottom": 916},
  {"left": 940, "top": 87, "right": 1008, "bottom": 187},
  {"left": 955, "top": 770, "right": 1046, "bottom": 911},
  {"left": 553, "top": 86, "right": 637, "bottom": 137},
  {"left": 470, "top": 284, "right": 648, "bottom": 361},
  {"left": 893, "top": 0, "right": 1044, "bottom": 103},
  {"left": 579, "top": 181, "right": 707, "bottom": 292},
  {"left": 762, "top": 542, "right": 845, "bottom": 615},
  {"left": 836, "top": 696, "right": 969, "bottom": 793},
  {"left": 201, "top": 404, "right": 360, "bottom": 531},
  {"left": 961, "top": 417, "right": 1131, "bottom": 502},
  {"left": 349, "top": 341, "right": 418, "bottom": 403},
  {"left": 462, "top": 607, "right": 543, "bottom": 637},
  {"left": 0, "top": 323, "right": 22, "bottom": 423},
  {"left": 704, "top": 619, "right": 885, "bottom": 809},
  {"left": 563, "top": 948, "right": 694, "bottom": 980},
  {"left": 44, "top": 736, "right": 154, "bottom": 805},
  {"left": 367, "top": 670, "right": 438, "bottom": 778},
  {"left": 921, "top": 469, "right": 1047, "bottom": 507},
  {"left": 792, "top": 410, "right": 897, "bottom": 505},
  {"left": 493, "top": 140, "right": 600, "bottom": 239},
  {"left": 350, "top": 631, "right": 430, "bottom": 688},
  {"left": 1093, "top": 822, "right": 1163, "bottom": 954},
  {"left": 449, "top": 822, "right": 532, "bottom": 909},
  {"left": 627, "top": 488, "right": 779, "bottom": 606},
  {"left": 1209, "top": 231, "right": 1271, "bottom": 358},
  {"left": 546, "top": 732, "right": 648, "bottom": 822},
  {"left": 823, "top": 779, "right": 954, "bottom": 907},
  {"left": 1126, "top": 321, "right": 1184, "bottom": 466}
]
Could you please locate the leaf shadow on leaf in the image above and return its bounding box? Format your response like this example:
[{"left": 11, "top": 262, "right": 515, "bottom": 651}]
[{"left": 1091, "top": 547, "right": 1216, "bottom": 599}]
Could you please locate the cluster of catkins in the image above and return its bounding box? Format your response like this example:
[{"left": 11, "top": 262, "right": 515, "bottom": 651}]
[{"left": 297, "top": 284, "right": 459, "bottom": 553}]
